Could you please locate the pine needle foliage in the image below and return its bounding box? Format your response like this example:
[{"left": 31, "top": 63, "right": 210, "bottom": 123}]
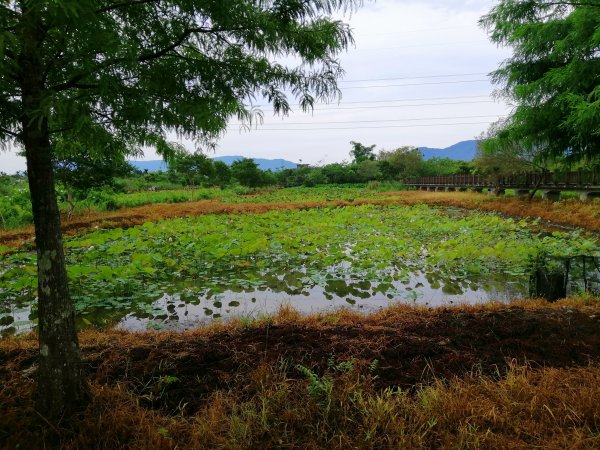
[
  {"left": 480, "top": 0, "right": 600, "bottom": 162},
  {"left": 0, "top": 0, "right": 361, "bottom": 154}
]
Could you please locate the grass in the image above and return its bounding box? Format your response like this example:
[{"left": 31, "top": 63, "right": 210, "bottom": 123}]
[
  {"left": 0, "top": 184, "right": 392, "bottom": 231},
  {"left": 383, "top": 190, "right": 600, "bottom": 232},
  {"left": 2, "top": 299, "right": 600, "bottom": 449},
  {"left": 4, "top": 188, "right": 600, "bottom": 250}
]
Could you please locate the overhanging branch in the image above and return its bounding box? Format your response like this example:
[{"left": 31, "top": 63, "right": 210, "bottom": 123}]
[
  {"left": 96, "top": 0, "right": 159, "bottom": 14},
  {"left": 0, "top": 126, "right": 20, "bottom": 138}
]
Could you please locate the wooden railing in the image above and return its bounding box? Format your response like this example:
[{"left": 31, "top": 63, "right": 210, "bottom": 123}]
[{"left": 405, "top": 171, "right": 600, "bottom": 189}]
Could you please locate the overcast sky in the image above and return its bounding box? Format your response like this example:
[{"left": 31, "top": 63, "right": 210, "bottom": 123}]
[{"left": 1, "top": 0, "right": 512, "bottom": 174}]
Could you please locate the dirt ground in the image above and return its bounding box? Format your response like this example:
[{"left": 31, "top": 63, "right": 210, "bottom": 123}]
[{"left": 2, "top": 301, "right": 599, "bottom": 417}]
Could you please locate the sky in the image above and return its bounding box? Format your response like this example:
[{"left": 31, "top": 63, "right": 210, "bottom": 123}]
[{"left": 1, "top": 0, "right": 513, "bottom": 174}]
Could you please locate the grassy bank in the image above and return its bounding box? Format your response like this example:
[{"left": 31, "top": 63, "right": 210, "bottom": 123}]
[
  {"left": 3, "top": 189, "right": 600, "bottom": 250},
  {"left": 2, "top": 299, "right": 600, "bottom": 448}
]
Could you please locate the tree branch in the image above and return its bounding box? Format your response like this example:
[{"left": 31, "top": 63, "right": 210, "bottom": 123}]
[
  {"left": 48, "top": 126, "right": 74, "bottom": 135},
  {"left": 138, "top": 28, "right": 200, "bottom": 63},
  {"left": 96, "top": 0, "right": 159, "bottom": 14},
  {"left": 50, "top": 25, "right": 253, "bottom": 92},
  {"left": 0, "top": 126, "right": 20, "bottom": 138}
]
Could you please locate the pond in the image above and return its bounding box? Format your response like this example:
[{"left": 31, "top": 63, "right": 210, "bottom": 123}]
[{"left": 1, "top": 204, "right": 598, "bottom": 334}]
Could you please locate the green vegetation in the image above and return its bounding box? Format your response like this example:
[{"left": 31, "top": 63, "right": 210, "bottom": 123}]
[
  {"left": 479, "top": 1, "right": 600, "bottom": 167},
  {"left": 1, "top": 135, "right": 479, "bottom": 232},
  {"left": 1, "top": 0, "right": 368, "bottom": 419},
  {"left": 0, "top": 175, "right": 404, "bottom": 230},
  {"left": 2, "top": 204, "right": 597, "bottom": 333},
  {"left": 0, "top": 174, "right": 31, "bottom": 229}
]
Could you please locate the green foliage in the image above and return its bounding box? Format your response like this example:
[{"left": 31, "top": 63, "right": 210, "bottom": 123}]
[
  {"left": 356, "top": 160, "right": 380, "bottom": 181},
  {"left": 54, "top": 152, "right": 135, "bottom": 199},
  {"left": 0, "top": 1, "right": 361, "bottom": 151},
  {"left": 231, "top": 158, "right": 273, "bottom": 188},
  {"left": 213, "top": 161, "right": 232, "bottom": 187},
  {"left": 350, "top": 141, "right": 377, "bottom": 164},
  {"left": 378, "top": 146, "right": 423, "bottom": 180},
  {"left": 1, "top": 203, "right": 596, "bottom": 332},
  {"left": 480, "top": 1, "right": 600, "bottom": 163},
  {"left": 320, "top": 163, "right": 360, "bottom": 184},
  {"left": 0, "top": 175, "right": 32, "bottom": 229},
  {"left": 167, "top": 150, "right": 215, "bottom": 187},
  {"left": 421, "top": 158, "right": 474, "bottom": 177},
  {"left": 296, "top": 364, "right": 334, "bottom": 408},
  {"left": 0, "top": 183, "right": 398, "bottom": 229}
]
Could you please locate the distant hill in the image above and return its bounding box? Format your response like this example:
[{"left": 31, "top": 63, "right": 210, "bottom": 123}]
[
  {"left": 129, "top": 157, "right": 297, "bottom": 172},
  {"left": 129, "top": 160, "right": 168, "bottom": 172},
  {"left": 419, "top": 140, "right": 478, "bottom": 161},
  {"left": 129, "top": 142, "right": 476, "bottom": 173},
  {"left": 213, "top": 156, "right": 297, "bottom": 171}
]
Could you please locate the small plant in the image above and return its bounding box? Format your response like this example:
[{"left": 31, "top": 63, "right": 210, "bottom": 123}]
[
  {"left": 295, "top": 364, "right": 334, "bottom": 412},
  {"left": 140, "top": 375, "right": 180, "bottom": 402},
  {"left": 368, "top": 359, "right": 379, "bottom": 373},
  {"left": 327, "top": 355, "right": 356, "bottom": 373}
]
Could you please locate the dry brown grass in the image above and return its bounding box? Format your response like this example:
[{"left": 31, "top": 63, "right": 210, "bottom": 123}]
[
  {"left": 2, "top": 359, "right": 599, "bottom": 449},
  {"left": 2, "top": 299, "right": 600, "bottom": 449},
  {"left": 380, "top": 190, "right": 600, "bottom": 233},
  {"left": 0, "top": 199, "right": 383, "bottom": 247}
]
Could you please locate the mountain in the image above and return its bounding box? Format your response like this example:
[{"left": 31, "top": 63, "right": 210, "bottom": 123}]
[
  {"left": 212, "top": 156, "right": 297, "bottom": 171},
  {"left": 129, "top": 160, "right": 168, "bottom": 172},
  {"left": 419, "top": 140, "right": 478, "bottom": 161},
  {"left": 129, "top": 156, "right": 297, "bottom": 172},
  {"left": 129, "top": 141, "right": 477, "bottom": 173}
]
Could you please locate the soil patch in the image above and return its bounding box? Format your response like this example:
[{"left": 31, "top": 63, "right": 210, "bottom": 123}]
[{"left": 3, "top": 301, "right": 599, "bottom": 416}]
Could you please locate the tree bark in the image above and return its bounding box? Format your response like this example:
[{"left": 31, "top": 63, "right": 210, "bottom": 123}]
[{"left": 19, "top": 3, "right": 88, "bottom": 422}]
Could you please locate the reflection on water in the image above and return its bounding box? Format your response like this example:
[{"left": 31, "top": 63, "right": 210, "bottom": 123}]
[
  {"left": 0, "top": 304, "right": 36, "bottom": 337},
  {"left": 1, "top": 267, "right": 530, "bottom": 335},
  {"left": 4, "top": 204, "right": 600, "bottom": 336},
  {"left": 118, "top": 271, "right": 528, "bottom": 331},
  {"left": 5, "top": 261, "right": 532, "bottom": 335}
]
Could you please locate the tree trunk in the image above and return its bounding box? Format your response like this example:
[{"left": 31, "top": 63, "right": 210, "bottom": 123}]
[
  {"left": 19, "top": 3, "right": 88, "bottom": 421},
  {"left": 527, "top": 170, "right": 546, "bottom": 201}
]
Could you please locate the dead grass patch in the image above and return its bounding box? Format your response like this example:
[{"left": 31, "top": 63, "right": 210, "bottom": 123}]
[
  {"left": 380, "top": 190, "right": 600, "bottom": 233},
  {"left": 2, "top": 300, "right": 600, "bottom": 448}
]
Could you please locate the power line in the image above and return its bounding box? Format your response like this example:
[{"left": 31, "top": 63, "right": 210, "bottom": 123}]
[
  {"left": 342, "top": 79, "right": 489, "bottom": 89},
  {"left": 356, "top": 25, "right": 471, "bottom": 37},
  {"left": 261, "top": 100, "right": 495, "bottom": 112},
  {"left": 339, "top": 72, "right": 489, "bottom": 83},
  {"left": 227, "top": 121, "right": 496, "bottom": 131},
  {"left": 326, "top": 94, "right": 492, "bottom": 105},
  {"left": 249, "top": 94, "right": 493, "bottom": 109},
  {"left": 231, "top": 114, "right": 502, "bottom": 127},
  {"left": 351, "top": 40, "right": 490, "bottom": 52}
]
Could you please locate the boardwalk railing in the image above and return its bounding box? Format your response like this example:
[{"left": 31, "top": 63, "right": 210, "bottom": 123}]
[{"left": 405, "top": 171, "right": 600, "bottom": 190}]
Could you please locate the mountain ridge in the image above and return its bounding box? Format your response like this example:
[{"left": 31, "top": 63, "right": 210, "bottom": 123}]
[
  {"left": 419, "top": 140, "right": 478, "bottom": 161},
  {"left": 129, "top": 140, "right": 479, "bottom": 172},
  {"left": 129, "top": 157, "right": 297, "bottom": 172}
]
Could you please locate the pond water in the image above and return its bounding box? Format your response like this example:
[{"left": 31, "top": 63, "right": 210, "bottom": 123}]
[
  {"left": 118, "top": 270, "right": 529, "bottom": 332},
  {"left": 1, "top": 204, "right": 597, "bottom": 335}
]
